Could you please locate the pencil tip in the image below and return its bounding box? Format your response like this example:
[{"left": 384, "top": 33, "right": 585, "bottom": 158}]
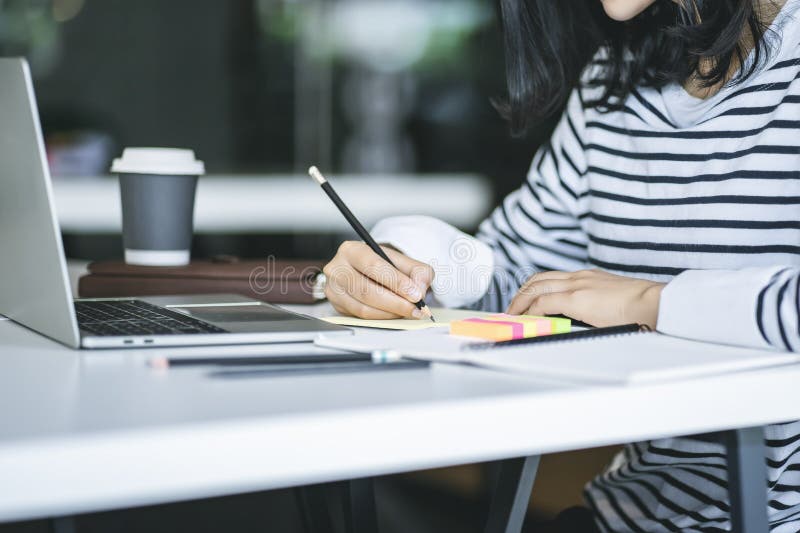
[{"left": 420, "top": 305, "right": 435, "bottom": 322}]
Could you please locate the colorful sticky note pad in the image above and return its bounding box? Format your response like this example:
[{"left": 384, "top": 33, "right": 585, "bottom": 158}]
[{"left": 449, "top": 314, "right": 571, "bottom": 341}]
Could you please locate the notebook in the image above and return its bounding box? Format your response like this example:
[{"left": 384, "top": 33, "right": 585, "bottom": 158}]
[
  {"left": 321, "top": 308, "right": 497, "bottom": 331},
  {"left": 315, "top": 327, "right": 799, "bottom": 385}
]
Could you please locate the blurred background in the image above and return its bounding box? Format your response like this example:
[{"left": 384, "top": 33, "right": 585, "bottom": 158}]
[
  {"left": 0, "top": 0, "right": 558, "bottom": 263},
  {"left": 0, "top": 2, "right": 603, "bottom": 533}
]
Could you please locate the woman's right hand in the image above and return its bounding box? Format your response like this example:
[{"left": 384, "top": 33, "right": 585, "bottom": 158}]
[{"left": 323, "top": 241, "right": 435, "bottom": 319}]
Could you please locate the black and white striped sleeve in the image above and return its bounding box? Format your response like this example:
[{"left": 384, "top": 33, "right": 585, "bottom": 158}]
[
  {"left": 658, "top": 266, "right": 800, "bottom": 351},
  {"left": 471, "top": 89, "right": 590, "bottom": 312}
]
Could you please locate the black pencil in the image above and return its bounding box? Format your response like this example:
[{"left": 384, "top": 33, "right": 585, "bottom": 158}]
[
  {"left": 150, "top": 353, "right": 372, "bottom": 368},
  {"left": 308, "top": 166, "right": 435, "bottom": 322},
  {"left": 149, "top": 349, "right": 414, "bottom": 369}
]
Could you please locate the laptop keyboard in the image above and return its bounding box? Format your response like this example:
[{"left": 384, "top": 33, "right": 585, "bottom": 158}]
[{"left": 75, "top": 300, "right": 228, "bottom": 336}]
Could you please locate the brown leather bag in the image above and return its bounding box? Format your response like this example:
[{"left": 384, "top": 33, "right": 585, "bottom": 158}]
[{"left": 78, "top": 256, "right": 324, "bottom": 305}]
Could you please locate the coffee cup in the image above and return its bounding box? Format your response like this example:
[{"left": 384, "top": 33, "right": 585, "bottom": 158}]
[{"left": 111, "top": 148, "right": 205, "bottom": 266}]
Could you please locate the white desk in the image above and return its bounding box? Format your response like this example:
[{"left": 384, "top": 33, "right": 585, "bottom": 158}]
[
  {"left": 0, "top": 313, "right": 797, "bottom": 528},
  {"left": 52, "top": 174, "right": 492, "bottom": 234}
]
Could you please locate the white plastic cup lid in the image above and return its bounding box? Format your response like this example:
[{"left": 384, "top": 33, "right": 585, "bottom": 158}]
[{"left": 111, "top": 148, "right": 205, "bottom": 176}]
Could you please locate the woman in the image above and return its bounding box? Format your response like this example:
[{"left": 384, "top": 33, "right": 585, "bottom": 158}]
[{"left": 323, "top": 0, "right": 800, "bottom": 530}]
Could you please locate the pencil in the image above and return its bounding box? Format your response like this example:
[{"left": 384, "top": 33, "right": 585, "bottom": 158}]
[
  {"left": 148, "top": 350, "right": 408, "bottom": 369},
  {"left": 308, "top": 166, "right": 435, "bottom": 321}
]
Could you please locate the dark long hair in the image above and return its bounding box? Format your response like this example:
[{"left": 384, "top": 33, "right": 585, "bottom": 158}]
[{"left": 498, "top": 0, "right": 774, "bottom": 135}]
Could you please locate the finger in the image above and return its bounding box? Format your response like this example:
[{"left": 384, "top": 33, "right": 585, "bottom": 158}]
[
  {"left": 525, "top": 292, "right": 607, "bottom": 327},
  {"left": 384, "top": 247, "right": 435, "bottom": 288},
  {"left": 325, "top": 282, "right": 403, "bottom": 320},
  {"left": 347, "top": 247, "right": 426, "bottom": 303},
  {"left": 326, "top": 267, "right": 419, "bottom": 318},
  {"left": 337, "top": 271, "right": 420, "bottom": 318},
  {"left": 507, "top": 279, "right": 575, "bottom": 315},
  {"left": 519, "top": 271, "right": 573, "bottom": 290},
  {"left": 524, "top": 292, "right": 575, "bottom": 319}
]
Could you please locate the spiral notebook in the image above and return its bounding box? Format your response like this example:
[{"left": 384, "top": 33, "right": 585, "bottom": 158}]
[{"left": 315, "top": 326, "right": 799, "bottom": 385}]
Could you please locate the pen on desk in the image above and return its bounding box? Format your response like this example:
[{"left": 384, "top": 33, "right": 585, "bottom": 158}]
[
  {"left": 148, "top": 349, "right": 406, "bottom": 369},
  {"left": 308, "top": 166, "right": 435, "bottom": 322}
]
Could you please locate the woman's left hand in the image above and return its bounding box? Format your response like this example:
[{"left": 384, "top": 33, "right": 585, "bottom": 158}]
[{"left": 506, "top": 269, "right": 666, "bottom": 329}]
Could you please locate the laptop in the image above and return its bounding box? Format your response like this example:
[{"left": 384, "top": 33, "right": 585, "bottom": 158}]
[{"left": 0, "top": 57, "right": 351, "bottom": 349}]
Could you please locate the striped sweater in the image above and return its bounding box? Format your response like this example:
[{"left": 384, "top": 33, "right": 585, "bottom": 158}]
[{"left": 373, "top": 1, "right": 800, "bottom": 530}]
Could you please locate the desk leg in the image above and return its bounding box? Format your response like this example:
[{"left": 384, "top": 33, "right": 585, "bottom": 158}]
[
  {"left": 342, "top": 478, "right": 379, "bottom": 533},
  {"left": 483, "top": 455, "right": 540, "bottom": 533},
  {"left": 49, "top": 517, "right": 76, "bottom": 533},
  {"left": 724, "top": 427, "right": 768, "bottom": 533}
]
